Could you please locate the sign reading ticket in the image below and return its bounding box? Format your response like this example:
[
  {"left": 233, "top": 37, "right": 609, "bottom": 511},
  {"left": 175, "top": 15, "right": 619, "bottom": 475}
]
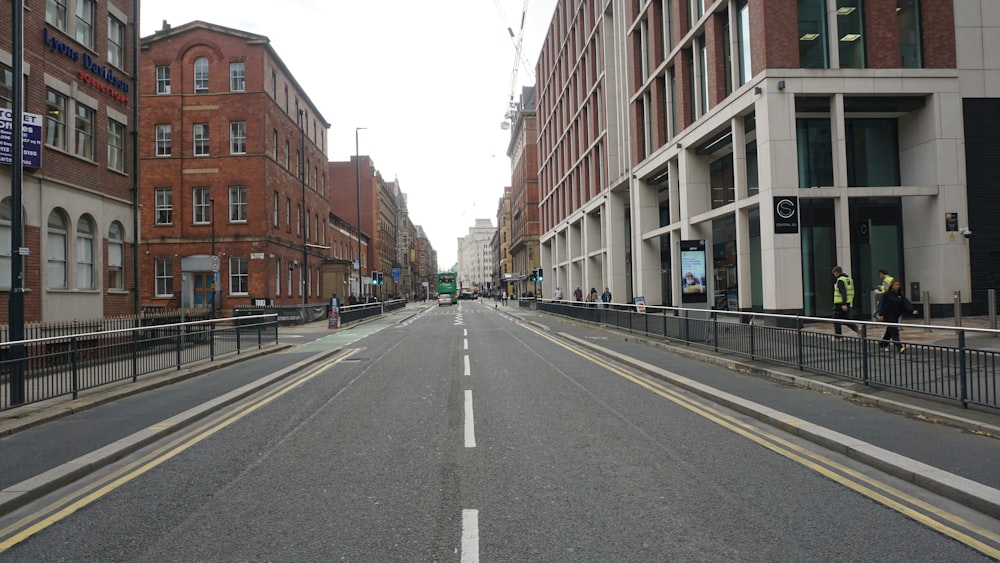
[{"left": 0, "top": 109, "right": 43, "bottom": 168}]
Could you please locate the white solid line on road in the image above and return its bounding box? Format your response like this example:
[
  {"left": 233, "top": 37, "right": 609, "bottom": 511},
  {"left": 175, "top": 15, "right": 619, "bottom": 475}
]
[
  {"left": 464, "top": 338, "right": 468, "bottom": 350},
  {"left": 462, "top": 508, "right": 480, "bottom": 563},
  {"left": 464, "top": 329, "right": 468, "bottom": 337},
  {"left": 464, "top": 390, "right": 476, "bottom": 448},
  {"left": 464, "top": 355, "right": 471, "bottom": 376}
]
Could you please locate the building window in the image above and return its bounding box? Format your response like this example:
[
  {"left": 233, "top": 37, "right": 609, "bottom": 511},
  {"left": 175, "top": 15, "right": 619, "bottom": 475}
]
[
  {"left": 0, "top": 198, "right": 12, "bottom": 289},
  {"left": 287, "top": 262, "right": 292, "bottom": 296},
  {"left": 798, "top": 0, "right": 828, "bottom": 68},
  {"left": 46, "top": 0, "right": 68, "bottom": 31},
  {"left": 275, "top": 258, "right": 281, "bottom": 297},
  {"left": 737, "top": 0, "right": 752, "bottom": 85},
  {"left": 230, "top": 62, "right": 245, "bottom": 92},
  {"left": 745, "top": 115, "right": 759, "bottom": 196},
  {"left": 273, "top": 191, "right": 279, "bottom": 227},
  {"left": 47, "top": 209, "right": 68, "bottom": 289},
  {"left": 75, "top": 0, "right": 95, "bottom": 48},
  {"left": 155, "top": 188, "right": 173, "bottom": 224},
  {"left": 154, "top": 258, "right": 172, "bottom": 296},
  {"left": 272, "top": 129, "right": 278, "bottom": 160},
  {"left": 285, "top": 197, "right": 291, "bottom": 229},
  {"left": 46, "top": 90, "right": 68, "bottom": 150},
  {"left": 230, "top": 121, "right": 246, "bottom": 154},
  {"left": 156, "top": 65, "right": 171, "bottom": 94},
  {"left": 797, "top": 118, "right": 834, "bottom": 188},
  {"left": 837, "top": 0, "right": 865, "bottom": 69},
  {"left": 194, "top": 123, "right": 209, "bottom": 155},
  {"left": 285, "top": 140, "right": 290, "bottom": 168},
  {"left": 897, "top": 0, "right": 922, "bottom": 68},
  {"left": 229, "top": 186, "right": 247, "bottom": 222},
  {"left": 74, "top": 103, "right": 95, "bottom": 160},
  {"left": 846, "top": 118, "right": 900, "bottom": 187},
  {"left": 710, "top": 153, "right": 735, "bottom": 209},
  {"left": 229, "top": 256, "right": 248, "bottom": 295},
  {"left": 698, "top": 38, "right": 708, "bottom": 116},
  {"left": 296, "top": 204, "right": 301, "bottom": 235},
  {"left": 1, "top": 63, "right": 13, "bottom": 109},
  {"left": 108, "top": 16, "right": 125, "bottom": 70},
  {"left": 194, "top": 57, "right": 209, "bottom": 93},
  {"left": 108, "top": 221, "right": 124, "bottom": 290},
  {"left": 271, "top": 71, "right": 276, "bottom": 98},
  {"left": 76, "top": 215, "right": 94, "bottom": 289},
  {"left": 155, "top": 124, "right": 171, "bottom": 156},
  {"left": 193, "top": 187, "right": 210, "bottom": 224},
  {"left": 108, "top": 119, "right": 125, "bottom": 173}
]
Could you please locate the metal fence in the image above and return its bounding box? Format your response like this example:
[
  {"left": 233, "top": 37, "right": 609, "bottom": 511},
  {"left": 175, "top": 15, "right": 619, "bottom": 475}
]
[
  {"left": 0, "top": 314, "right": 278, "bottom": 412},
  {"left": 537, "top": 300, "right": 999, "bottom": 411},
  {"left": 234, "top": 298, "right": 406, "bottom": 327}
]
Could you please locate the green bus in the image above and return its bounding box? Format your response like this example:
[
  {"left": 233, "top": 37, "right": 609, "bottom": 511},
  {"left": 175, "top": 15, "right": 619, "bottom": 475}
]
[{"left": 436, "top": 272, "right": 458, "bottom": 305}]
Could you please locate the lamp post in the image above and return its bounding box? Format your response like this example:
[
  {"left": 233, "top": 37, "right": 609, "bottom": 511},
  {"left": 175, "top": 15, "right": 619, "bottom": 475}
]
[
  {"left": 299, "top": 110, "right": 308, "bottom": 305},
  {"left": 355, "top": 127, "right": 366, "bottom": 299},
  {"left": 209, "top": 198, "right": 216, "bottom": 318}
]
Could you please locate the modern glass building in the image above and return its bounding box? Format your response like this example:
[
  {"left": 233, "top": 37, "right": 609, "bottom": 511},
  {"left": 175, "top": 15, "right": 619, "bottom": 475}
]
[{"left": 536, "top": 0, "right": 997, "bottom": 318}]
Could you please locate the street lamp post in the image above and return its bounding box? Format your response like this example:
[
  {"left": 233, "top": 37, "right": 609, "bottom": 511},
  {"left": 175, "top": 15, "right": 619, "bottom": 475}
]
[
  {"left": 299, "top": 110, "right": 307, "bottom": 306},
  {"left": 355, "top": 127, "right": 366, "bottom": 299}
]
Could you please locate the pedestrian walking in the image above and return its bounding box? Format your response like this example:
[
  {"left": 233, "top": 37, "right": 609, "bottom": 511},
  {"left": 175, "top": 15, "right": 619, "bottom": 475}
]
[
  {"left": 832, "top": 266, "right": 859, "bottom": 337},
  {"left": 877, "top": 278, "right": 919, "bottom": 352},
  {"left": 574, "top": 286, "right": 583, "bottom": 302},
  {"left": 601, "top": 287, "right": 612, "bottom": 308},
  {"left": 872, "top": 268, "right": 895, "bottom": 319},
  {"left": 554, "top": 287, "right": 563, "bottom": 300},
  {"left": 587, "top": 287, "right": 598, "bottom": 305}
]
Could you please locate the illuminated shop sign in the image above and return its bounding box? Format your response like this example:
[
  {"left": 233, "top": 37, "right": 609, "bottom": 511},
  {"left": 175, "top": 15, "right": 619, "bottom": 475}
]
[{"left": 43, "top": 28, "right": 130, "bottom": 105}]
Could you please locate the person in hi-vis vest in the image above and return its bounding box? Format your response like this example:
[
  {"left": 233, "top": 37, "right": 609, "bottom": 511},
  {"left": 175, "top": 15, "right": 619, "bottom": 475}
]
[{"left": 832, "top": 266, "right": 859, "bottom": 337}]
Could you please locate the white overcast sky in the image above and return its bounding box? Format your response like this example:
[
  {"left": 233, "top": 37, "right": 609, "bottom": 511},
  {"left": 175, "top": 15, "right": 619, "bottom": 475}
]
[{"left": 140, "top": 0, "right": 558, "bottom": 269}]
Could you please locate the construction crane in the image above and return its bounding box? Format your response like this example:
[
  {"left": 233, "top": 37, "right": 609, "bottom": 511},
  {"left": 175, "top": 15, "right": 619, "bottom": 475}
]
[{"left": 499, "top": 0, "right": 530, "bottom": 130}]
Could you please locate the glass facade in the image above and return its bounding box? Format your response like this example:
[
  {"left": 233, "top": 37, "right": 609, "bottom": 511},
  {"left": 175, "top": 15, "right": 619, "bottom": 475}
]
[
  {"left": 798, "top": 0, "right": 828, "bottom": 68},
  {"left": 837, "top": 0, "right": 865, "bottom": 69},
  {"left": 845, "top": 119, "right": 900, "bottom": 187},
  {"left": 796, "top": 118, "right": 833, "bottom": 188},
  {"left": 897, "top": 0, "right": 922, "bottom": 68}
]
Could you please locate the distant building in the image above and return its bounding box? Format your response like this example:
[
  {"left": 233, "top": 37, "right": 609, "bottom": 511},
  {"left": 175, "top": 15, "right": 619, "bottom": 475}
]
[
  {"left": 458, "top": 219, "right": 496, "bottom": 292},
  {"left": 506, "top": 86, "right": 541, "bottom": 298},
  {"left": 139, "top": 21, "right": 330, "bottom": 311},
  {"left": 1, "top": 0, "right": 138, "bottom": 322}
]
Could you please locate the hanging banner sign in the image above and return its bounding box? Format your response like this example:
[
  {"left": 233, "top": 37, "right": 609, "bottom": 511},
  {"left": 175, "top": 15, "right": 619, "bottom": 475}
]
[{"left": 0, "top": 110, "right": 44, "bottom": 168}]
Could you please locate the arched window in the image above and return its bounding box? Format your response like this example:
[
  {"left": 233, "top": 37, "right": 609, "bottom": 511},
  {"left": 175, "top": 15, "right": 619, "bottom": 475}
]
[
  {"left": 108, "top": 221, "right": 125, "bottom": 290},
  {"left": 47, "top": 209, "right": 68, "bottom": 289},
  {"left": 0, "top": 198, "right": 13, "bottom": 289},
  {"left": 76, "top": 215, "right": 95, "bottom": 289},
  {"left": 194, "top": 56, "right": 209, "bottom": 93}
]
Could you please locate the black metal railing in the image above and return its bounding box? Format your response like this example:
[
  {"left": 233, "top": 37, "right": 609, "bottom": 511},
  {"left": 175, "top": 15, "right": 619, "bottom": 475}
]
[
  {"left": 0, "top": 314, "right": 278, "bottom": 412},
  {"left": 537, "top": 300, "right": 1000, "bottom": 410}
]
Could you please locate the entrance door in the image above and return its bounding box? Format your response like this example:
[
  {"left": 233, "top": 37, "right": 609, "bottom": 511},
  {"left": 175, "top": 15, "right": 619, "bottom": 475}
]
[
  {"left": 850, "top": 198, "right": 903, "bottom": 318},
  {"left": 193, "top": 272, "right": 214, "bottom": 307}
]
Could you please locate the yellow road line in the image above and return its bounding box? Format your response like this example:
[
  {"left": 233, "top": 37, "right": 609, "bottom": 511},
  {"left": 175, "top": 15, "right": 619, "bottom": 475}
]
[
  {"left": 524, "top": 326, "right": 1000, "bottom": 558},
  {"left": 0, "top": 348, "right": 358, "bottom": 552}
]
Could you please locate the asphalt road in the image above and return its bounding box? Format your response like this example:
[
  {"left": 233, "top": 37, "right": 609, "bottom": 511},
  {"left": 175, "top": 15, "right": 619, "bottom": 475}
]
[{"left": 0, "top": 301, "right": 997, "bottom": 561}]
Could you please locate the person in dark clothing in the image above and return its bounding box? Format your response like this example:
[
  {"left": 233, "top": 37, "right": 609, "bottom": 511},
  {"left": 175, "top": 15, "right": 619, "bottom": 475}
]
[{"left": 876, "top": 278, "right": 919, "bottom": 352}]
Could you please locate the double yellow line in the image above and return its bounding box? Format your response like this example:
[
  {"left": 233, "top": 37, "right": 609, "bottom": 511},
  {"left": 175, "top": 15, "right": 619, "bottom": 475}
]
[
  {"left": 525, "top": 326, "right": 1000, "bottom": 559},
  {"left": 0, "top": 347, "right": 359, "bottom": 552}
]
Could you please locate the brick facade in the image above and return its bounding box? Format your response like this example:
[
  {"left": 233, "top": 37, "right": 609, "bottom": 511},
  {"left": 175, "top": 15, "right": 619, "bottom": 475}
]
[
  {"left": 1, "top": 0, "right": 138, "bottom": 322},
  {"left": 139, "top": 22, "right": 330, "bottom": 312}
]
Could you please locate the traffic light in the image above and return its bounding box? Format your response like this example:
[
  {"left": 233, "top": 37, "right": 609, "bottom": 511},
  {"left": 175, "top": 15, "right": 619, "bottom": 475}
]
[
  {"left": 529, "top": 270, "right": 537, "bottom": 282},
  {"left": 535, "top": 268, "right": 544, "bottom": 282},
  {"left": 378, "top": 271, "right": 384, "bottom": 285},
  {"left": 371, "top": 271, "right": 380, "bottom": 285}
]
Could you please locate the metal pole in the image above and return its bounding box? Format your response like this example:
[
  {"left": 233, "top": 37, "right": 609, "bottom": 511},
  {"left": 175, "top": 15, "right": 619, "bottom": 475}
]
[
  {"left": 954, "top": 290, "right": 962, "bottom": 327},
  {"left": 210, "top": 198, "right": 216, "bottom": 319},
  {"left": 355, "top": 127, "right": 366, "bottom": 299},
  {"left": 299, "top": 110, "right": 307, "bottom": 306},
  {"left": 923, "top": 290, "right": 931, "bottom": 331},
  {"left": 8, "top": 1, "right": 26, "bottom": 405},
  {"left": 989, "top": 288, "right": 997, "bottom": 334}
]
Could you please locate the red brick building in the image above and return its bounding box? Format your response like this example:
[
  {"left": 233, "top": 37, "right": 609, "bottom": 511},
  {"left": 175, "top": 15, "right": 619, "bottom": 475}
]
[
  {"left": 139, "top": 21, "right": 330, "bottom": 311},
  {"left": 328, "top": 155, "right": 384, "bottom": 300},
  {"left": 1, "top": 0, "right": 138, "bottom": 322}
]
